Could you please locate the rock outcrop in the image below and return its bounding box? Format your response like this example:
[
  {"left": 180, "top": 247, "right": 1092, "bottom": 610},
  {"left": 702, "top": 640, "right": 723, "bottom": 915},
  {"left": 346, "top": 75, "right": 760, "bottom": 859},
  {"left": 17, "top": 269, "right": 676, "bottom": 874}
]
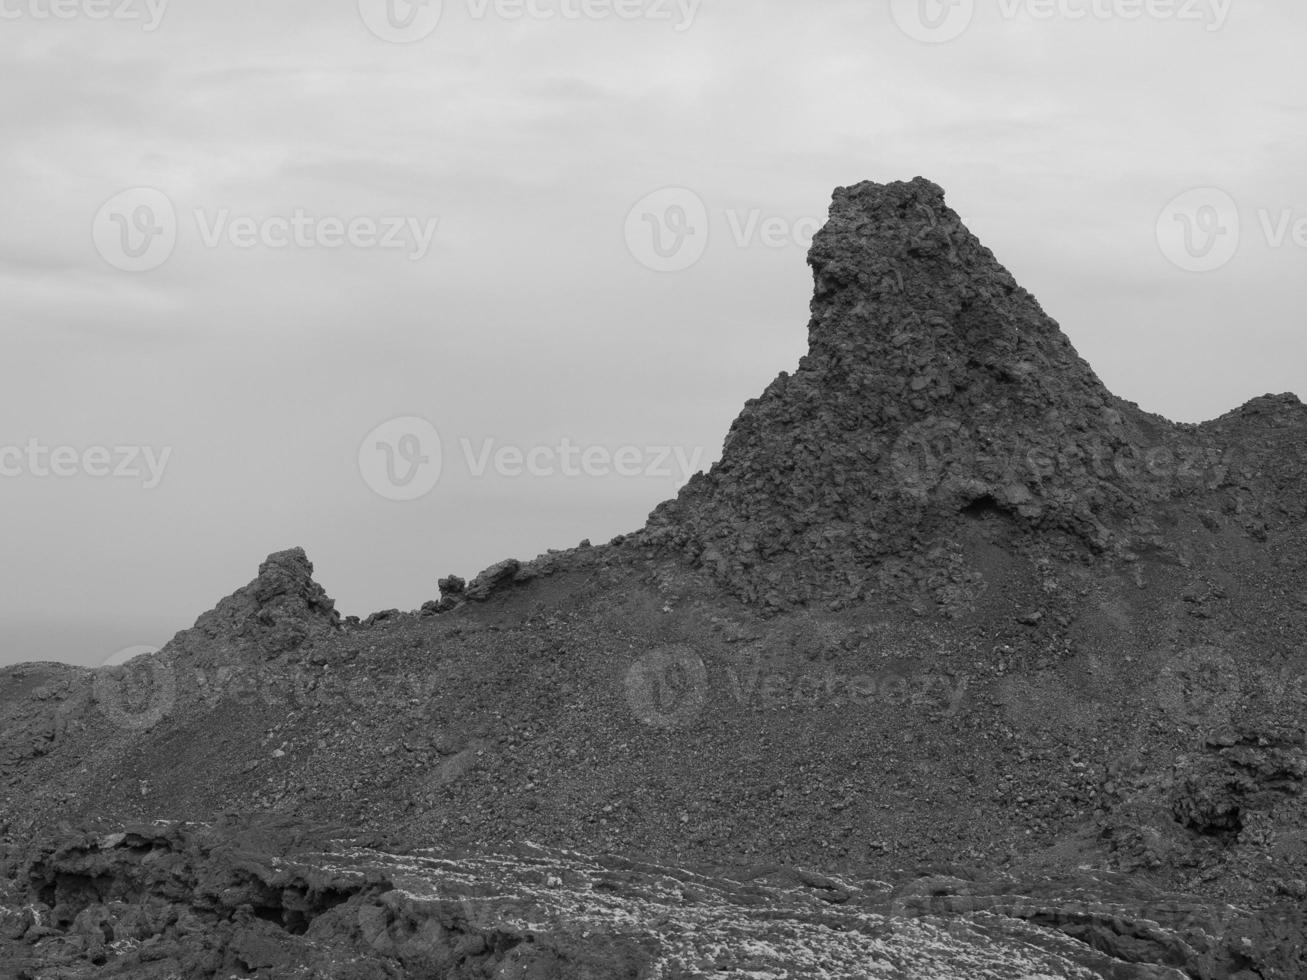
[
  {"left": 3, "top": 179, "right": 1307, "bottom": 979},
  {"left": 646, "top": 178, "right": 1298, "bottom": 611},
  {"left": 179, "top": 547, "right": 341, "bottom": 658},
  {"left": 10, "top": 818, "right": 1294, "bottom": 979}
]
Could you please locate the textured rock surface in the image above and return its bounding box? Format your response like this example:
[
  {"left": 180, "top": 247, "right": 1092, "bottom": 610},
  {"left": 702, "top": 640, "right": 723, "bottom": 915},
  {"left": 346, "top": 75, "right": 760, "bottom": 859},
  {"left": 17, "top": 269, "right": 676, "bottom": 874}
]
[
  {"left": 3, "top": 179, "right": 1307, "bottom": 978},
  {"left": 646, "top": 178, "right": 1304, "bottom": 611},
  {"left": 8, "top": 819, "right": 1292, "bottom": 979},
  {"left": 184, "top": 547, "right": 342, "bottom": 658}
]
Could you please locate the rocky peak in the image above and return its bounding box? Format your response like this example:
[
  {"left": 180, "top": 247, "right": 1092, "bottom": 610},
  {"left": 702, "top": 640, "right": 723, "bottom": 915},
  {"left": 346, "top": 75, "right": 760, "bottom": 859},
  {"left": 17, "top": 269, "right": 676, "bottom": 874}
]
[
  {"left": 179, "top": 547, "right": 340, "bottom": 659},
  {"left": 646, "top": 178, "right": 1246, "bottom": 610},
  {"left": 804, "top": 178, "right": 1114, "bottom": 410},
  {"left": 1210, "top": 392, "right": 1307, "bottom": 428}
]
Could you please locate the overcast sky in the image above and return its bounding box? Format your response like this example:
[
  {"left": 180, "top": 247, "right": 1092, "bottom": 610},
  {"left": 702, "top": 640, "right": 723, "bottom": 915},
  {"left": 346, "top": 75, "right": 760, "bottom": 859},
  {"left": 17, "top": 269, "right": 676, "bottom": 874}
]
[{"left": 2, "top": 0, "right": 1304, "bottom": 667}]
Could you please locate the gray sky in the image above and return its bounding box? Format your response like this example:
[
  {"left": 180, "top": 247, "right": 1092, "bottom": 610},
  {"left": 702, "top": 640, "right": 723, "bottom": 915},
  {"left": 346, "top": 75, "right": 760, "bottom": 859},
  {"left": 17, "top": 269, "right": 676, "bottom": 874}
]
[{"left": 3, "top": 0, "right": 1304, "bottom": 667}]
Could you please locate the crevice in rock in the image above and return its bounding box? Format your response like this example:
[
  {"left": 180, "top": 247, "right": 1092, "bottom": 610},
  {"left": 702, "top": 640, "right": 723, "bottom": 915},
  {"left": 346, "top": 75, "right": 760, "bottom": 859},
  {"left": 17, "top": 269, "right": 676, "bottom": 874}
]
[{"left": 960, "top": 495, "right": 1009, "bottom": 521}]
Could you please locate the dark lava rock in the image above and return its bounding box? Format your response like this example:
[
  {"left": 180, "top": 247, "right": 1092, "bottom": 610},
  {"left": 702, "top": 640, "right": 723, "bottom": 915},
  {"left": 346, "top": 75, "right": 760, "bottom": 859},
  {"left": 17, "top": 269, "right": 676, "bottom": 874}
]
[
  {"left": 181, "top": 547, "right": 342, "bottom": 658},
  {"left": 4, "top": 178, "right": 1307, "bottom": 979},
  {"left": 6, "top": 818, "right": 1274, "bottom": 979},
  {"left": 464, "top": 559, "right": 522, "bottom": 602},
  {"left": 645, "top": 178, "right": 1297, "bottom": 611}
]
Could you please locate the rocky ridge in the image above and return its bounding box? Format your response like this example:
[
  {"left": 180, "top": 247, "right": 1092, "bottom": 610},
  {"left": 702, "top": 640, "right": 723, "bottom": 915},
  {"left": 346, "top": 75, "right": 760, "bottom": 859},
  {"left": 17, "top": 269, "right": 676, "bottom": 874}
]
[
  {"left": 3, "top": 179, "right": 1307, "bottom": 978},
  {"left": 647, "top": 178, "right": 1304, "bottom": 611}
]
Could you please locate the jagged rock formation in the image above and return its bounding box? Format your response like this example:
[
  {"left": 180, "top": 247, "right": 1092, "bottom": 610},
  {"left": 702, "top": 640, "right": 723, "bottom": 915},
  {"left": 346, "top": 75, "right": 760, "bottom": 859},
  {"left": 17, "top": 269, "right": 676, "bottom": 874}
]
[
  {"left": 646, "top": 178, "right": 1304, "bottom": 611},
  {"left": 182, "top": 547, "right": 341, "bottom": 658},
  {"left": 3, "top": 179, "right": 1307, "bottom": 978},
  {"left": 7, "top": 818, "right": 1296, "bottom": 979}
]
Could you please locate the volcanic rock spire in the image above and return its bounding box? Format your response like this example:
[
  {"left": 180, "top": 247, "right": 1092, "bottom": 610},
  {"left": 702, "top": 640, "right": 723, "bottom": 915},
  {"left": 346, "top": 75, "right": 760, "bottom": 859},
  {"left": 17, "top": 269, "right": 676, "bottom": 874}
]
[
  {"left": 646, "top": 178, "right": 1220, "bottom": 610},
  {"left": 177, "top": 547, "right": 342, "bottom": 659}
]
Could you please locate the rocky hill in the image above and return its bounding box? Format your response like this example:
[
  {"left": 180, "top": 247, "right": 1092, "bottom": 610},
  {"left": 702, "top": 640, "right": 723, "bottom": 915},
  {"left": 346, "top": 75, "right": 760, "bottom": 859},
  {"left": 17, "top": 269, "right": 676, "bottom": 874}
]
[
  {"left": 648, "top": 179, "right": 1304, "bottom": 612},
  {"left": 2, "top": 178, "right": 1306, "bottom": 978}
]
